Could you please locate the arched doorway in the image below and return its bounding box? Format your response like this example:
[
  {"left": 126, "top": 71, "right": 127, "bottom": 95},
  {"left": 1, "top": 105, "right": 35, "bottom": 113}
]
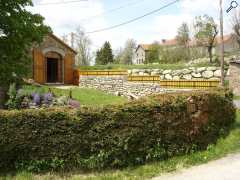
[{"left": 45, "top": 52, "right": 63, "bottom": 83}]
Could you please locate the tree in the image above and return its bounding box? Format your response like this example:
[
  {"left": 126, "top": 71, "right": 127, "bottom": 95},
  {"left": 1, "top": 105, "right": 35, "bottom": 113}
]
[
  {"left": 75, "top": 27, "right": 92, "bottom": 66},
  {"left": 194, "top": 15, "right": 218, "bottom": 63},
  {"left": 176, "top": 22, "right": 190, "bottom": 47},
  {"left": 95, "top": 41, "right": 114, "bottom": 65},
  {"left": 146, "top": 42, "right": 161, "bottom": 63},
  {"left": 0, "top": 0, "right": 50, "bottom": 107},
  {"left": 119, "top": 39, "right": 137, "bottom": 64},
  {"left": 231, "top": 10, "right": 240, "bottom": 47}
]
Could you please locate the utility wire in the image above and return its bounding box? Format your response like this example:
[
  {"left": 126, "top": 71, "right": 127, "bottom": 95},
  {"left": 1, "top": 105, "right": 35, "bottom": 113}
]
[
  {"left": 86, "top": 0, "right": 180, "bottom": 34},
  {"left": 35, "top": 0, "right": 88, "bottom": 6},
  {"left": 79, "top": 0, "right": 147, "bottom": 22}
]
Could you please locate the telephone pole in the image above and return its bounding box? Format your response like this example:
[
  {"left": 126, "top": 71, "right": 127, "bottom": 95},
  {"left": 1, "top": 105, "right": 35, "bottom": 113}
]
[{"left": 220, "top": 0, "right": 225, "bottom": 87}]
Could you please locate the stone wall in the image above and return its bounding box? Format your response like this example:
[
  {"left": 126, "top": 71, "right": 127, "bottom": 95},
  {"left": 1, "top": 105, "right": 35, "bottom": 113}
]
[
  {"left": 229, "top": 62, "right": 240, "bottom": 96},
  {"left": 79, "top": 76, "right": 166, "bottom": 98},
  {"left": 128, "top": 66, "right": 228, "bottom": 80}
]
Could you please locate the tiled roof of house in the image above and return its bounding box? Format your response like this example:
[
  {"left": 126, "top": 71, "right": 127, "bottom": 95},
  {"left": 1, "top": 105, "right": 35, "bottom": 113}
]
[{"left": 136, "top": 34, "right": 235, "bottom": 52}]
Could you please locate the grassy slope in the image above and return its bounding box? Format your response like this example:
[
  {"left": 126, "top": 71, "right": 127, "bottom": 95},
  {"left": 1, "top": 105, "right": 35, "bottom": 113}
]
[
  {"left": 2, "top": 111, "right": 240, "bottom": 180},
  {"left": 23, "top": 85, "right": 127, "bottom": 106},
  {"left": 78, "top": 62, "right": 220, "bottom": 71}
]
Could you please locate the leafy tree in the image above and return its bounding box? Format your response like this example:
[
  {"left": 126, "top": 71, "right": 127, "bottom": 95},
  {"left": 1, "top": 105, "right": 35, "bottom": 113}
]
[
  {"left": 0, "top": 0, "right": 50, "bottom": 88},
  {"left": 194, "top": 15, "right": 218, "bottom": 63},
  {"left": 146, "top": 42, "right": 161, "bottom": 63},
  {"left": 95, "top": 41, "right": 114, "bottom": 65},
  {"left": 75, "top": 27, "right": 92, "bottom": 66},
  {"left": 176, "top": 22, "right": 190, "bottom": 47}
]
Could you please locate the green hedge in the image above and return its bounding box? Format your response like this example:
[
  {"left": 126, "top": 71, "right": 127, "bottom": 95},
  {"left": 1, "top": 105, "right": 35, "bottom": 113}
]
[{"left": 0, "top": 90, "right": 236, "bottom": 172}]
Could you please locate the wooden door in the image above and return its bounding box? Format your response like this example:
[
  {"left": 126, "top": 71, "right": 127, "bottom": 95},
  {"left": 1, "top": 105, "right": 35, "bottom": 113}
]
[
  {"left": 64, "top": 52, "right": 74, "bottom": 84},
  {"left": 33, "top": 49, "right": 45, "bottom": 84}
]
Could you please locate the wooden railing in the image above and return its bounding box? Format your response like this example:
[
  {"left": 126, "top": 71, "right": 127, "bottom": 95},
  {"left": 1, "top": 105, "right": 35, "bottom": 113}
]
[{"left": 128, "top": 75, "right": 220, "bottom": 88}]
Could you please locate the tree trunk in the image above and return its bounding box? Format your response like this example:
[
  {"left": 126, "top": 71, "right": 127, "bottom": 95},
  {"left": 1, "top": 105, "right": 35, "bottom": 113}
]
[
  {"left": 208, "top": 46, "right": 213, "bottom": 63},
  {"left": 0, "top": 86, "right": 6, "bottom": 109}
]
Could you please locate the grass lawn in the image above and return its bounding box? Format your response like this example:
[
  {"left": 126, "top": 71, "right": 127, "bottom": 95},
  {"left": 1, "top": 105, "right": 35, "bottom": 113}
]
[
  {"left": 78, "top": 62, "right": 221, "bottom": 71},
  {"left": 1, "top": 111, "right": 240, "bottom": 180},
  {"left": 23, "top": 85, "right": 127, "bottom": 106}
]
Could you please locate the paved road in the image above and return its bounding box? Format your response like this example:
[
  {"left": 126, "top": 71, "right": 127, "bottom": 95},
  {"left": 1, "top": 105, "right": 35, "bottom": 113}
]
[{"left": 152, "top": 154, "right": 240, "bottom": 180}]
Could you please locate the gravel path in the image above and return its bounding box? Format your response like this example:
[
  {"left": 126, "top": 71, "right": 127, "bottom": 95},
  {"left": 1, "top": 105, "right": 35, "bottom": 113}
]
[{"left": 152, "top": 153, "right": 240, "bottom": 180}]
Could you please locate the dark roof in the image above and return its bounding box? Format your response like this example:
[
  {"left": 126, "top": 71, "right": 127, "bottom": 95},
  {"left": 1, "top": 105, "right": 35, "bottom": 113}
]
[{"left": 49, "top": 33, "right": 77, "bottom": 54}]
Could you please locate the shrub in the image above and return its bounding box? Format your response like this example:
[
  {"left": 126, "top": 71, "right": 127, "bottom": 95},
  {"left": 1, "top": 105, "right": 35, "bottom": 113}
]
[{"left": 0, "top": 90, "right": 235, "bottom": 172}]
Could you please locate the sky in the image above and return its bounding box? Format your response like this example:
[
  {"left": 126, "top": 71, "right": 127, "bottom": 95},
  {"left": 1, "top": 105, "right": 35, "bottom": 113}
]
[{"left": 30, "top": 0, "right": 235, "bottom": 51}]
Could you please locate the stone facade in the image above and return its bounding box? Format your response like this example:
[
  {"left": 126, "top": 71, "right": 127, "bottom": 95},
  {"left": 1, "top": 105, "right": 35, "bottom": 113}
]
[
  {"left": 0, "top": 87, "right": 6, "bottom": 109},
  {"left": 128, "top": 67, "right": 227, "bottom": 80},
  {"left": 229, "top": 61, "right": 240, "bottom": 95}
]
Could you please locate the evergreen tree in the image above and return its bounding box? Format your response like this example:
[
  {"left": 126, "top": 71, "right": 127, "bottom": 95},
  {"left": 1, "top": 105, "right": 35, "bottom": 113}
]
[{"left": 95, "top": 41, "right": 114, "bottom": 65}]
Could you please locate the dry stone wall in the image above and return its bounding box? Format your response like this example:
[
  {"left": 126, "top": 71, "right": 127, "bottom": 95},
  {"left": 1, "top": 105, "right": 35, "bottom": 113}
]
[
  {"left": 128, "top": 66, "right": 228, "bottom": 80},
  {"left": 79, "top": 76, "right": 166, "bottom": 98}
]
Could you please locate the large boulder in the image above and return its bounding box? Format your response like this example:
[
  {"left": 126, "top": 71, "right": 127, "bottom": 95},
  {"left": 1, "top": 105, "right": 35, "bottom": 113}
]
[
  {"left": 165, "top": 74, "right": 173, "bottom": 80},
  {"left": 173, "top": 76, "right": 180, "bottom": 80},
  {"left": 192, "top": 72, "right": 202, "bottom": 78},
  {"left": 197, "top": 67, "right": 206, "bottom": 73},
  {"left": 132, "top": 69, "right": 140, "bottom": 74},
  {"left": 163, "top": 70, "right": 172, "bottom": 75},
  {"left": 182, "top": 69, "right": 192, "bottom": 75},
  {"left": 207, "top": 67, "right": 218, "bottom": 71},
  {"left": 182, "top": 74, "right": 192, "bottom": 80},
  {"left": 202, "top": 71, "right": 214, "bottom": 78},
  {"left": 214, "top": 70, "right": 221, "bottom": 77}
]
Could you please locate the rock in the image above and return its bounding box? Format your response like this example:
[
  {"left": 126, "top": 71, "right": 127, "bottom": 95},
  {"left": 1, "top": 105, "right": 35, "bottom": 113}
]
[
  {"left": 139, "top": 72, "right": 144, "bottom": 76},
  {"left": 160, "top": 75, "right": 165, "bottom": 80},
  {"left": 192, "top": 72, "right": 202, "bottom": 78},
  {"left": 127, "top": 70, "right": 132, "bottom": 74},
  {"left": 114, "top": 91, "right": 121, "bottom": 96},
  {"left": 207, "top": 67, "right": 218, "bottom": 71},
  {"left": 172, "top": 70, "right": 182, "bottom": 76},
  {"left": 197, "top": 67, "right": 206, "bottom": 73},
  {"left": 173, "top": 76, "right": 180, "bottom": 80},
  {"left": 143, "top": 73, "right": 150, "bottom": 76},
  {"left": 165, "top": 74, "right": 173, "bottom": 80},
  {"left": 202, "top": 71, "right": 214, "bottom": 78},
  {"left": 214, "top": 70, "right": 221, "bottom": 77},
  {"left": 182, "top": 74, "right": 192, "bottom": 80},
  {"left": 151, "top": 72, "right": 160, "bottom": 76},
  {"left": 227, "top": 69, "right": 230, "bottom": 76},
  {"left": 132, "top": 69, "right": 140, "bottom": 74},
  {"left": 182, "top": 69, "right": 192, "bottom": 75},
  {"left": 163, "top": 70, "right": 172, "bottom": 75}
]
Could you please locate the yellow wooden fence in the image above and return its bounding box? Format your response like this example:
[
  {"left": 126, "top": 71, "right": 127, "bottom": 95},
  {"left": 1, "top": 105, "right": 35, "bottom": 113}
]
[{"left": 74, "top": 70, "right": 220, "bottom": 88}]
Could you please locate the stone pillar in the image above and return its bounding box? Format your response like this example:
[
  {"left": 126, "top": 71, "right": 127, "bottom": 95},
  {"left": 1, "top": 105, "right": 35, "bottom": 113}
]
[
  {"left": 0, "top": 86, "right": 6, "bottom": 109},
  {"left": 229, "top": 61, "right": 240, "bottom": 96}
]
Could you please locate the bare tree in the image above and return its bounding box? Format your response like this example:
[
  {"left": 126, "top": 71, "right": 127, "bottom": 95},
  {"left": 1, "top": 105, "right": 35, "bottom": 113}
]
[
  {"left": 231, "top": 10, "right": 240, "bottom": 47},
  {"left": 75, "top": 27, "right": 92, "bottom": 66},
  {"left": 176, "top": 22, "right": 190, "bottom": 47},
  {"left": 194, "top": 15, "right": 218, "bottom": 63},
  {"left": 119, "top": 39, "right": 137, "bottom": 64}
]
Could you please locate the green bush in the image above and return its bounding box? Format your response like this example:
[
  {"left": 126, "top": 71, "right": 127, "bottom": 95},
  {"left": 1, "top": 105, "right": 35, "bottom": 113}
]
[{"left": 0, "top": 90, "right": 235, "bottom": 172}]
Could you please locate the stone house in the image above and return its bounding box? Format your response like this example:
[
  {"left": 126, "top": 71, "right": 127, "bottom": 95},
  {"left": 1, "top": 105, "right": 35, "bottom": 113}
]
[
  {"left": 132, "top": 44, "right": 151, "bottom": 64},
  {"left": 229, "top": 60, "right": 240, "bottom": 95},
  {"left": 32, "top": 33, "right": 77, "bottom": 84},
  {"left": 133, "top": 34, "right": 239, "bottom": 65}
]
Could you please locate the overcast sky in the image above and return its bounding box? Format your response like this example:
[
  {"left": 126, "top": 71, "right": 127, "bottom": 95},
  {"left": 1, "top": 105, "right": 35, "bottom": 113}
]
[{"left": 30, "top": 0, "right": 234, "bottom": 50}]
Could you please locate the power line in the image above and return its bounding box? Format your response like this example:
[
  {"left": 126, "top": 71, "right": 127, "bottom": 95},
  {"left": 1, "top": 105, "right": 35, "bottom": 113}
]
[
  {"left": 86, "top": 0, "right": 180, "bottom": 34},
  {"left": 35, "top": 0, "right": 88, "bottom": 6},
  {"left": 79, "top": 0, "right": 147, "bottom": 23}
]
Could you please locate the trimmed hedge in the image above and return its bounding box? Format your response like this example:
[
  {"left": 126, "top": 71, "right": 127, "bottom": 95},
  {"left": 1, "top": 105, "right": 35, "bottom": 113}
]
[{"left": 0, "top": 90, "right": 236, "bottom": 172}]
